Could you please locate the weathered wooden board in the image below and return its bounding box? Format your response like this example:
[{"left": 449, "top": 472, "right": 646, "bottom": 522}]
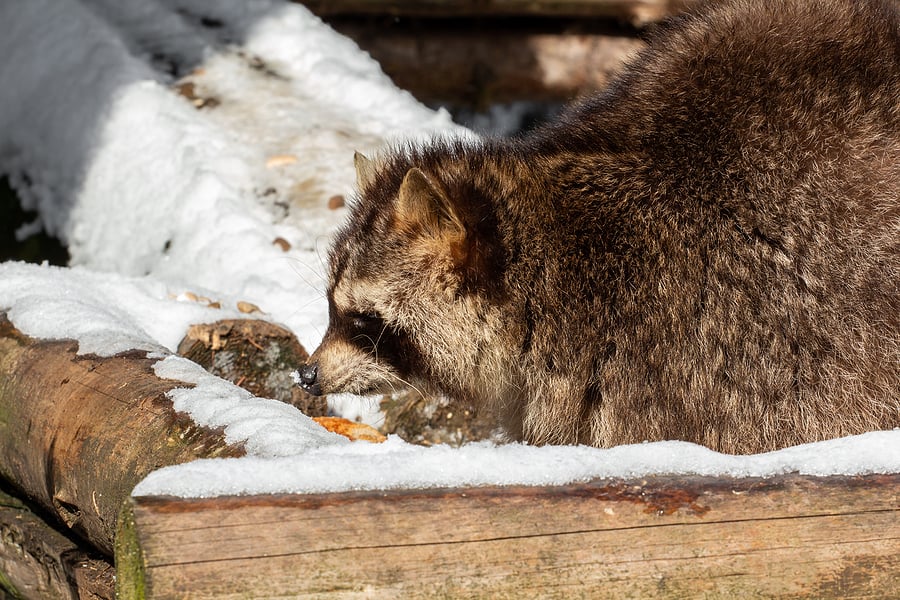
[{"left": 118, "top": 473, "right": 899, "bottom": 599}]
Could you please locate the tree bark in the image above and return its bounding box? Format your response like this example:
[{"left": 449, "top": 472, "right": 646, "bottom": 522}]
[
  {"left": 0, "top": 314, "right": 245, "bottom": 556},
  {"left": 0, "top": 488, "right": 113, "bottom": 600},
  {"left": 177, "top": 319, "right": 326, "bottom": 416}
]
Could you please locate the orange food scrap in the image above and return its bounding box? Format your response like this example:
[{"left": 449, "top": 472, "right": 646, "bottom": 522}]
[{"left": 313, "top": 417, "right": 387, "bottom": 443}]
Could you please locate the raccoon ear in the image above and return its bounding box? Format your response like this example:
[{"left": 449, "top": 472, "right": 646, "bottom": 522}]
[
  {"left": 354, "top": 151, "right": 378, "bottom": 191},
  {"left": 396, "top": 168, "right": 463, "bottom": 237}
]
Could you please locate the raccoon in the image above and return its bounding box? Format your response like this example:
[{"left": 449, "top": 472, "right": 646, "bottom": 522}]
[{"left": 298, "top": 0, "right": 900, "bottom": 453}]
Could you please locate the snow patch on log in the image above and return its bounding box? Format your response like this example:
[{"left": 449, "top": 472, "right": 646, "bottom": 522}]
[{"left": 154, "top": 355, "right": 345, "bottom": 456}]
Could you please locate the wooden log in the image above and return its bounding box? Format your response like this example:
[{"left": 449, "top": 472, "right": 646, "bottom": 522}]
[
  {"left": 0, "top": 488, "right": 113, "bottom": 600},
  {"left": 327, "top": 21, "right": 645, "bottom": 107},
  {"left": 352, "top": 26, "right": 643, "bottom": 107},
  {"left": 177, "top": 319, "right": 327, "bottom": 417},
  {"left": 117, "top": 473, "right": 899, "bottom": 599},
  {"left": 0, "top": 314, "right": 245, "bottom": 556},
  {"left": 303, "top": 0, "right": 693, "bottom": 25}
]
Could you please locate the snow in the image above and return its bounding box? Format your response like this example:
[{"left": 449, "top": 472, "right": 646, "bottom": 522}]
[
  {"left": 134, "top": 430, "right": 900, "bottom": 498},
  {"left": 1, "top": 0, "right": 897, "bottom": 500},
  {"left": 0, "top": 0, "right": 466, "bottom": 352},
  {"left": 0, "top": 261, "right": 229, "bottom": 357},
  {"left": 153, "top": 355, "right": 345, "bottom": 455}
]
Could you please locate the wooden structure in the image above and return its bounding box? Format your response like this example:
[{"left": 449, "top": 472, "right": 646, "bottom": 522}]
[
  {"left": 2, "top": 2, "right": 897, "bottom": 598},
  {"left": 3, "top": 310, "right": 897, "bottom": 599},
  {"left": 302, "top": 0, "right": 684, "bottom": 110},
  {"left": 303, "top": 0, "right": 693, "bottom": 24},
  {"left": 0, "top": 488, "right": 114, "bottom": 600},
  {"left": 118, "top": 473, "right": 899, "bottom": 598},
  {"left": 0, "top": 315, "right": 246, "bottom": 558}
]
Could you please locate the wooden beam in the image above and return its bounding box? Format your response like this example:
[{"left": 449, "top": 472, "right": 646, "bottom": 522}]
[
  {"left": 118, "top": 473, "right": 899, "bottom": 598},
  {"left": 301, "top": 0, "right": 693, "bottom": 25},
  {"left": 331, "top": 24, "right": 645, "bottom": 106},
  {"left": 0, "top": 314, "right": 245, "bottom": 556}
]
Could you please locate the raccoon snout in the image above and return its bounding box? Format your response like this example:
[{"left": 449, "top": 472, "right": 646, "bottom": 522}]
[{"left": 296, "top": 362, "right": 322, "bottom": 396}]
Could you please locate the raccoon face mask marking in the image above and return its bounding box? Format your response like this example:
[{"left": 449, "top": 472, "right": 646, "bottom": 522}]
[
  {"left": 298, "top": 161, "right": 470, "bottom": 398},
  {"left": 301, "top": 280, "right": 411, "bottom": 396},
  {"left": 300, "top": 152, "right": 517, "bottom": 402}
]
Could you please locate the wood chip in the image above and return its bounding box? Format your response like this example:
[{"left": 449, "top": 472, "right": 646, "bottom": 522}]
[
  {"left": 237, "top": 301, "right": 262, "bottom": 314},
  {"left": 266, "top": 154, "right": 298, "bottom": 168},
  {"left": 328, "top": 194, "right": 346, "bottom": 210}
]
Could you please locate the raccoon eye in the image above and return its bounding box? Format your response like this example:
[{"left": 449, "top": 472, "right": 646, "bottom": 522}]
[{"left": 348, "top": 311, "right": 383, "bottom": 331}]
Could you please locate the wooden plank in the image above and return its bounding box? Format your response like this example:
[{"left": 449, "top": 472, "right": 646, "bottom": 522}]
[
  {"left": 301, "top": 0, "right": 692, "bottom": 25},
  {"left": 0, "top": 488, "right": 113, "bottom": 600},
  {"left": 118, "top": 473, "right": 899, "bottom": 598}
]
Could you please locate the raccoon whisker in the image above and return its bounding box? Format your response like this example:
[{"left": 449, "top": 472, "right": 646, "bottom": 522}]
[
  {"left": 307, "top": 321, "right": 325, "bottom": 341},
  {"left": 313, "top": 235, "right": 333, "bottom": 272},
  {"left": 353, "top": 350, "right": 427, "bottom": 399},
  {"left": 377, "top": 366, "right": 428, "bottom": 400},
  {"left": 372, "top": 323, "right": 393, "bottom": 358},
  {"left": 352, "top": 324, "right": 392, "bottom": 363},
  {"left": 280, "top": 297, "right": 328, "bottom": 337},
  {"left": 295, "top": 294, "right": 327, "bottom": 314},
  {"left": 366, "top": 339, "right": 429, "bottom": 399},
  {"left": 352, "top": 334, "right": 380, "bottom": 349},
  {"left": 282, "top": 258, "right": 328, "bottom": 302}
]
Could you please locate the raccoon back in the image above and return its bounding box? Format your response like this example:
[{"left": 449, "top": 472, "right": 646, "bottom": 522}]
[{"left": 509, "top": 0, "right": 900, "bottom": 450}]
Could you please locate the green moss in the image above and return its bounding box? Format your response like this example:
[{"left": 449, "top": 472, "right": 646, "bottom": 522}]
[
  {"left": 115, "top": 499, "right": 146, "bottom": 600},
  {"left": 0, "top": 569, "right": 24, "bottom": 600}
]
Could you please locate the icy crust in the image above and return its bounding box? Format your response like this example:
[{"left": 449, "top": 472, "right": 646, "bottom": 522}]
[{"left": 133, "top": 430, "right": 900, "bottom": 498}]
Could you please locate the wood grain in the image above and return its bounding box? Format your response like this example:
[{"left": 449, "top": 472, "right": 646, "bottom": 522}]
[
  {"left": 0, "top": 314, "right": 245, "bottom": 556},
  {"left": 119, "top": 473, "right": 899, "bottom": 598}
]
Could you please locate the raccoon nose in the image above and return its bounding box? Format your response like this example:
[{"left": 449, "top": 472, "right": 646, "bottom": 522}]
[{"left": 297, "top": 363, "right": 322, "bottom": 396}]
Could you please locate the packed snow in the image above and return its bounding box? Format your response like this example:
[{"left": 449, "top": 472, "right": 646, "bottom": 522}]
[
  {"left": 0, "top": 0, "right": 466, "bottom": 351},
  {"left": 1, "top": 0, "right": 897, "bottom": 499},
  {"left": 134, "top": 430, "right": 900, "bottom": 497}
]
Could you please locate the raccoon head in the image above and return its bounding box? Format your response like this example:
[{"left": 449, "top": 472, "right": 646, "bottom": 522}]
[{"left": 298, "top": 147, "right": 517, "bottom": 403}]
